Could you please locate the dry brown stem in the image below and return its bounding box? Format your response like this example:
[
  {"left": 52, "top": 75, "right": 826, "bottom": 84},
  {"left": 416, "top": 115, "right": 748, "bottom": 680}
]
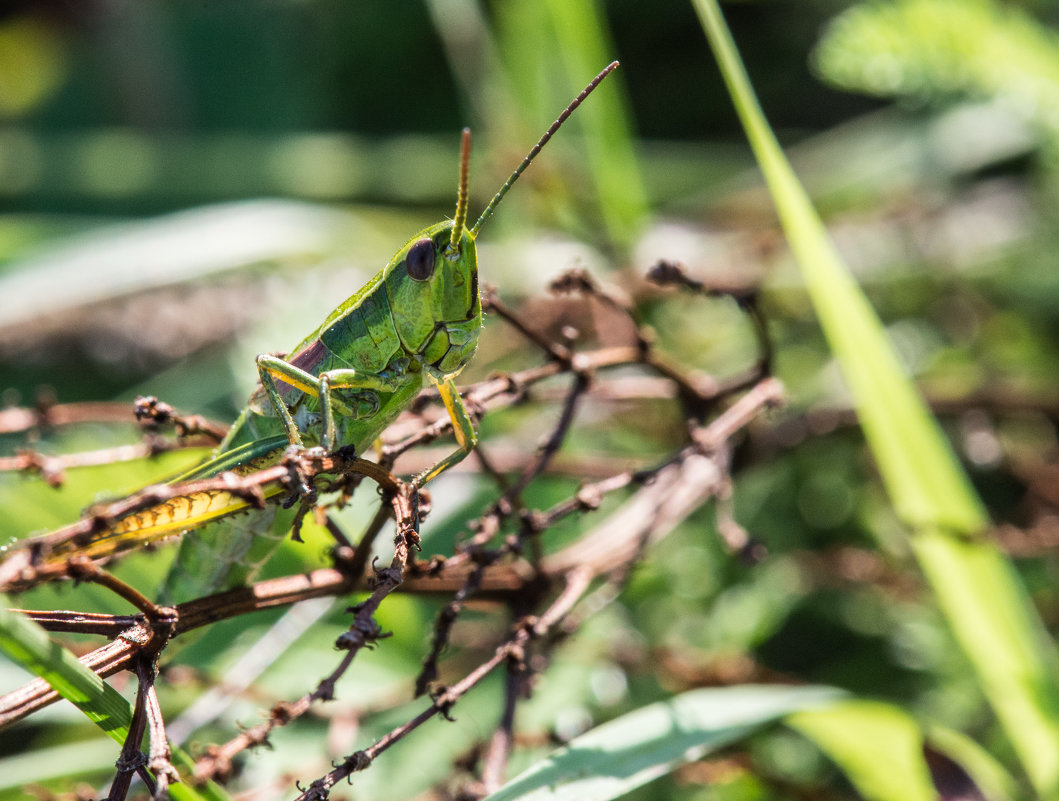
[{"left": 0, "top": 269, "right": 780, "bottom": 797}]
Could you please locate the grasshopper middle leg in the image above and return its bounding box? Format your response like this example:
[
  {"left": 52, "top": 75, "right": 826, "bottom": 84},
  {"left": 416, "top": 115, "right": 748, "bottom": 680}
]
[{"left": 256, "top": 355, "right": 400, "bottom": 451}]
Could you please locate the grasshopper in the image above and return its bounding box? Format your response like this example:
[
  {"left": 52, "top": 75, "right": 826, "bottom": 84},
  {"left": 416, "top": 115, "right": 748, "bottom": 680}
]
[{"left": 1, "top": 63, "right": 619, "bottom": 601}]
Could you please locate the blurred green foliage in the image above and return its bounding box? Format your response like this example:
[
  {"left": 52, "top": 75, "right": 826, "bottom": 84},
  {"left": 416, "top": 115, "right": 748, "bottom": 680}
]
[{"left": 2, "top": 1, "right": 1059, "bottom": 800}]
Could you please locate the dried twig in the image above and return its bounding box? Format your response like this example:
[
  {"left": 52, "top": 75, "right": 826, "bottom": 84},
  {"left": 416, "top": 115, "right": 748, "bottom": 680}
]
[
  {"left": 292, "top": 569, "right": 594, "bottom": 801},
  {"left": 0, "top": 269, "right": 782, "bottom": 798}
]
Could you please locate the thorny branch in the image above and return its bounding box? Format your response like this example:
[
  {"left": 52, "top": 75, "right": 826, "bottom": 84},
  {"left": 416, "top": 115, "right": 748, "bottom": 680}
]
[
  {"left": 0, "top": 397, "right": 226, "bottom": 487},
  {"left": 0, "top": 449, "right": 399, "bottom": 591},
  {"left": 292, "top": 569, "right": 595, "bottom": 801},
  {"left": 189, "top": 484, "right": 420, "bottom": 785},
  {"left": 0, "top": 266, "right": 782, "bottom": 798}
]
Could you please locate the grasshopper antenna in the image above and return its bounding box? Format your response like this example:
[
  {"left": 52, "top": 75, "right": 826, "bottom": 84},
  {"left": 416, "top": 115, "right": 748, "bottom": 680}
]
[
  {"left": 448, "top": 127, "right": 472, "bottom": 254},
  {"left": 469, "top": 60, "right": 619, "bottom": 237}
]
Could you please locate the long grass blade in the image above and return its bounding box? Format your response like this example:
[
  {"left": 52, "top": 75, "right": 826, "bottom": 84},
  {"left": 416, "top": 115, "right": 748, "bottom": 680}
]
[
  {"left": 0, "top": 602, "right": 226, "bottom": 800},
  {"left": 691, "top": 0, "right": 1059, "bottom": 794},
  {"left": 484, "top": 685, "right": 843, "bottom": 801}
]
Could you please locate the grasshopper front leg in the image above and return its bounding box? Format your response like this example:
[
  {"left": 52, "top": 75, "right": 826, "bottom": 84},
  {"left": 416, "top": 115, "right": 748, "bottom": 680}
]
[
  {"left": 416, "top": 375, "right": 479, "bottom": 486},
  {"left": 256, "top": 355, "right": 400, "bottom": 451},
  {"left": 257, "top": 356, "right": 478, "bottom": 484}
]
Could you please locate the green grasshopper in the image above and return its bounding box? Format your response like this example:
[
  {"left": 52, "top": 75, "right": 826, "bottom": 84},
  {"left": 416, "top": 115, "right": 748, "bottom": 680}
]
[{"left": 1, "top": 63, "right": 619, "bottom": 601}]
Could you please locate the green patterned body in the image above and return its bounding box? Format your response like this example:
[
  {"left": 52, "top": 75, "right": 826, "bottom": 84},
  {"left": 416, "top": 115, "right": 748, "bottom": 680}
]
[
  {"left": 160, "top": 220, "right": 482, "bottom": 601},
  {"left": 10, "top": 64, "right": 619, "bottom": 600}
]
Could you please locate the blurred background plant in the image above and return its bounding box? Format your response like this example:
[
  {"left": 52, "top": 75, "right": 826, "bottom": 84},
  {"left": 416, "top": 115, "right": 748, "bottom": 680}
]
[{"left": 2, "top": 1, "right": 1059, "bottom": 799}]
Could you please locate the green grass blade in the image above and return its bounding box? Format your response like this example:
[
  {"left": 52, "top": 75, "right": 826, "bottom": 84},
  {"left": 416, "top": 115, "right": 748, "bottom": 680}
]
[
  {"left": 491, "top": 0, "right": 648, "bottom": 253},
  {"left": 792, "top": 704, "right": 1020, "bottom": 801},
  {"left": 483, "top": 685, "right": 843, "bottom": 801},
  {"left": 542, "top": 0, "right": 650, "bottom": 250},
  {"left": 927, "top": 725, "right": 1019, "bottom": 801},
  {"left": 0, "top": 602, "right": 224, "bottom": 801},
  {"left": 690, "top": 0, "right": 1059, "bottom": 795},
  {"left": 691, "top": 0, "right": 983, "bottom": 533},
  {"left": 788, "top": 701, "right": 938, "bottom": 801},
  {"left": 0, "top": 602, "right": 133, "bottom": 742}
]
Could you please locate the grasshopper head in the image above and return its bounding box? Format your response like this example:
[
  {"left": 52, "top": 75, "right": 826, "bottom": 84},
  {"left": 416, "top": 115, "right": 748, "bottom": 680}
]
[
  {"left": 385, "top": 128, "right": 481, "bottom": 377},
  {"left": 385, "top": 220, "right": 482, "bottom": 377},
  {"left": 396, "top": 221, "right": 480, "bottom": 324},
  {"left": 384, "top": 58, "right": 618, "bottom": 377}
]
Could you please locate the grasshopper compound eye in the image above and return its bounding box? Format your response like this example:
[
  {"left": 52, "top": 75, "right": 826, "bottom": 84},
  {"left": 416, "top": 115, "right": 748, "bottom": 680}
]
[{"left": 406, "top": 237, "right": 436, "bottom": 281}]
